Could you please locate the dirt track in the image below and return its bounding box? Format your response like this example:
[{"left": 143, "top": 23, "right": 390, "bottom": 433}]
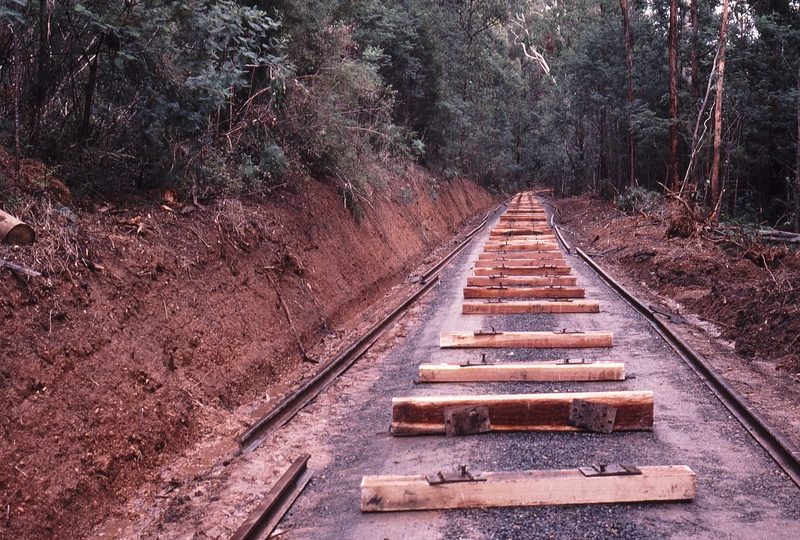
[{"left": 94, "top": 203, "right": 800, "bottom": 539}]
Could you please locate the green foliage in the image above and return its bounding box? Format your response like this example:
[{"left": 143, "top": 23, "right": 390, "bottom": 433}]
[
  {"left": 0, "top": 0, "right": 288, "bottom": 196},
  {"left": 1, "top": 0, "right": 799, "bottom": 228},
  {"left": 616, "top": 186, "right": 661, "bottom": 215},
  {"left": 0, "top": 0, "right": 25, "bottom": 23}
]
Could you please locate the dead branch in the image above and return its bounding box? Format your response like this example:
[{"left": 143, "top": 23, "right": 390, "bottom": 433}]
[
  {"left": 2, "top": 259, "right": 42, "bottom": 277},
  {"left": 658, "top": 182, "right": 706, "bottom": 223},
  {"left": 509, "top": 13, "right": 553, "bottom": 80},
  {"left": 266, "top": 272, "right": 317, "bottom": 364}
]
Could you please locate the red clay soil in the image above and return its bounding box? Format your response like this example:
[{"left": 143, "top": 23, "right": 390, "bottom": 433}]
[
  {"left": 0, "top": 156, "right": 494, "bottom": 540},
  {"left": 552, "top": 196, "right": 800, "bottom": 374}
]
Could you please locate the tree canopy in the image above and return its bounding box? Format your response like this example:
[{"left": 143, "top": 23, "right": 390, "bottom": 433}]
[{"left": 1, "top": 0, "right": 799, "bottom": 227}]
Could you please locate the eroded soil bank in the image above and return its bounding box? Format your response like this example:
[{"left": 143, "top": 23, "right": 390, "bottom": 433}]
[{"left": 0, "top": 166, "right": 494, "bottom": 539}]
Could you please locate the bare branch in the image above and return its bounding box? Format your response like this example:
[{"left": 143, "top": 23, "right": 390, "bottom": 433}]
[{"left": 509, "top": 13, "right": 553, "bottom": 80}]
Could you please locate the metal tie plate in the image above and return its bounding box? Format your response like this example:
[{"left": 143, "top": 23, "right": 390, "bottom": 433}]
[
  {"left": 474, "top": 327, "right": 500, "bottom": 336},
  {"left": 426, "top": 465, "right": 486, "bottom": 485},
  {"left": 579, "top": 463, "right": 642, "bottom": 477},
  {"left": 556, "top": 358, "right": 593, "bottom": 365},
  {"left": 459, "top": 353, "right": 495, "bottom": 367}
]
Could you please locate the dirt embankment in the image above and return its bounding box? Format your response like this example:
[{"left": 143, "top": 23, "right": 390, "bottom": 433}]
[
  {"left": 553, "top": 196, "right": 800, "bottom": 373},
  {"left": 0, "top": 165, "right": 494, "bottom": 540}
]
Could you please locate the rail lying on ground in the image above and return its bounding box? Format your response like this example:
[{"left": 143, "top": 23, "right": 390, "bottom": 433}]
[
  {"left": 236, "top": 213, "right": 493, "bottom": 454},
  {"left": 571, "top": 243, "right": 800, "bottom": 489}
]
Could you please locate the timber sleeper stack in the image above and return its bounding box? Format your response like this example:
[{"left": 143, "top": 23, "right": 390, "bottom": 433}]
[
  {"left": 463, "top": 194, "right": 599, "bottom": 315},
  {"left": 360, "top": 191, "right": 695, "bottom": 513}
]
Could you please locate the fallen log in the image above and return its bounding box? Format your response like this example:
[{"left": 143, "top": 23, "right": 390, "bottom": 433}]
[
  {"left": 417, "top": 360, "right": 625, "bottom": 383},
  {"left": 462, "top": 300, "right": 599, "bottom": 314},
  {"left": 361, "top": 465, "right": 694, "bottom": 512},
  {"left": 440, "top": 330, "right": 612, "bottom": 348},
  {"left": 0, "top": 210, "right": 35, "bottom": 245},
  {"left": 761, "top": 235, "right": 800, "bottom": 244},
  {"left": 390, "top": 390, "right": 652, "bottom": 435}
]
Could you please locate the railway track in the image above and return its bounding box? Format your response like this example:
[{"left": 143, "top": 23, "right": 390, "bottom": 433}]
[{"left": 128, "top": 192, "right": 800, "bottom": 539}]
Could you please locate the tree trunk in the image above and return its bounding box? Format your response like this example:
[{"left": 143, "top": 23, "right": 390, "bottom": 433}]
[
  {"left": 691, "top": 0, "right": 699, "bottom": 101},
  {"left": 668, "top": 0, "right": 680, "bottom": 191},
  {"left": 12, "top": 24, "right": 21, "bottom": 179},
  {"left": 82, "top": 54, "right": 99, "bottom": 141},
  {"left": 795, "top": 63, "right": 800, "bottom": 233},
  {"left": 710, "top": 0, "right": 730, "bottom": 224},
  {"left": 620, "top": 0, "right": 635, "bottom": 188},
  {"left": 599, "top": 106, "right": 608, "bottom": 184}
]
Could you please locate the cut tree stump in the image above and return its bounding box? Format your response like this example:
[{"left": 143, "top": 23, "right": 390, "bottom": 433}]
[
  {"left": 463, "top": 286, "right": 584, "bottom": 299},
  {"left": 417, "top": 361, "right": 625, "bottom": 383},
  {"left": 390, "top": 390, "right": 653, "bottom": 435},
  {"left": 0, "top": 210, "right": 35, "bottom": 245},
  {"left": 440, "top": 330, "right": 612, "bottom": 348},
  {"left": 360, "top": 465, "right": 695, "bottom": 512},
  {"left": 466, "top": 275, "right": 578, "bottom": 287},
  {"left": 462, "top": 300, "right": 599, "bottom": 314}
]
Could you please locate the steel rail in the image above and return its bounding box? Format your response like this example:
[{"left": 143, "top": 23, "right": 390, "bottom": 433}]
[
  {"left": 574, "top": 245, "right": 800, "bottom": 489},
  {"left": 422, "top": 217, "right": 487, "bottom": 282},
  {"left": 229, "top": 454, "right": 313, "bottom": 540},
  {"left": 236, "top": 212, "right": 494, "bottom": 453},
  {"left": 421, "top": 200, "right": 507, "bottom": 282},
  {"left": 550, "top": 219, "right": 572, "bottom": 254}
]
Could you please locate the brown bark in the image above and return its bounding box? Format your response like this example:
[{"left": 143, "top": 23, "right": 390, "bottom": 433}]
[
  {"left": 390, "top": 391, "right": 654, "bottom": 435},
  {"left": 710, "top": 0, "right": 730, "bottom": 224},
  {"left": 668, "top": 0, "right": 680, "bottom": 191},
  {"left": 620, "top": 0, "right": 636, "bottom": 187}
]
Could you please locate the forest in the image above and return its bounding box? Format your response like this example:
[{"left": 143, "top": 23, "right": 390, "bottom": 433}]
[{"left": 1, "top": 0, "right": 799, "bottom": 228}]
